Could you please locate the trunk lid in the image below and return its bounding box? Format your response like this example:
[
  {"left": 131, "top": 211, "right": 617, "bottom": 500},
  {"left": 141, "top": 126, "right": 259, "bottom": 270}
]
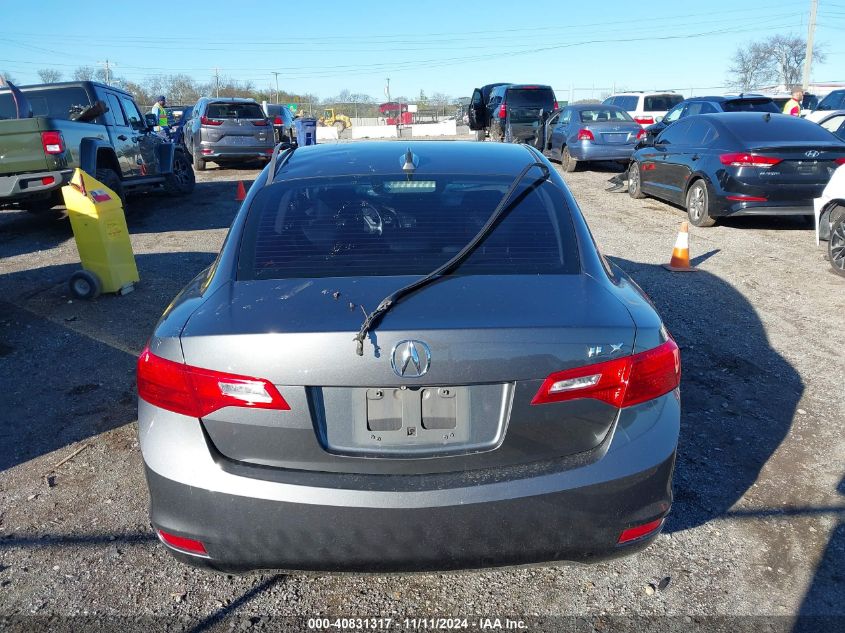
[
  {"left": 179, "top": 274, "right": 638, "bottom": 474},
  {"left": 732, "top": 144, "right": 845, "bottom": 197},
  {"left": 0, "top": 118, "right": 51, "bottom": 175}
]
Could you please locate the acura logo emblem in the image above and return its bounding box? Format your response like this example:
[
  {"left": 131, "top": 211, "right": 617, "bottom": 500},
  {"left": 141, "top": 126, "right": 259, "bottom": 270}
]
[
  {"left": 391, "top": 340, "right": 431, "bottom": 378},
  {"left": 805, "top": 150, "right": 820, "bottom": 158}
]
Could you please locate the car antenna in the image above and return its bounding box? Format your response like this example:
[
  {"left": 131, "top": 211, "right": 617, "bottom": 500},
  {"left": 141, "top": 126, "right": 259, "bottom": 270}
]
[{"left": 401, "top": 148, "right": 416, "bottom": 173}]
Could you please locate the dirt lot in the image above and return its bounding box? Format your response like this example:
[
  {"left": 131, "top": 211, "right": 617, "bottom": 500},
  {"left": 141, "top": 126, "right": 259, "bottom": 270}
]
[{"left": 0, "top": 146, "right": 843, "bottom": 632}]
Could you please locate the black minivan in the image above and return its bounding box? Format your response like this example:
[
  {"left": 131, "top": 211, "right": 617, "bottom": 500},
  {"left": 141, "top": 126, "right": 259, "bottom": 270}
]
[{"left": 469, "top": 83, "right": 557, "bottom": 143}]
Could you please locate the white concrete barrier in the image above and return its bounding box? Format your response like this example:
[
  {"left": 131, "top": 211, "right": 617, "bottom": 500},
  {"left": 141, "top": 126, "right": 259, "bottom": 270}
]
[
  {"left": 351, "top": 125, "right": 398, "bottom": 139},
  {"left": 316, "top": 127, "right": 338, "bottom": 141},
  {"left": 410, "top": 120, "right": 457, "bottom": 137}
]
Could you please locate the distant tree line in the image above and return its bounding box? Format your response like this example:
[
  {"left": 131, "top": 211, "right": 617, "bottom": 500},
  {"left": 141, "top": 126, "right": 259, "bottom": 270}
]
[{"left": 22, "top": 67, "right": 461, "bottom": 119}]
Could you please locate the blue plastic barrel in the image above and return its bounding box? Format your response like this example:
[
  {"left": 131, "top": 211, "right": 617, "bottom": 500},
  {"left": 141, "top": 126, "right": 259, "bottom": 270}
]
[{"left": 294, "top": 117, "right": 318, "bottom": 146}]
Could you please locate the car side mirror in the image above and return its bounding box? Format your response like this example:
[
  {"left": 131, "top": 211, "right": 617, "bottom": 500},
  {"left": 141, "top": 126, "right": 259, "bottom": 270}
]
[
  {"left": 144, "top": 113, "right": 158, "bottom": 128},
  {"left": 654, "top": 115, "right": 664, "bottom": 123}
]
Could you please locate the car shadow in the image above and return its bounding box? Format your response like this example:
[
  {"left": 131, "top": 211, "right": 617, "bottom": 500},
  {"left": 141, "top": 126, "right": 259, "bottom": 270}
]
[
  {"left": 0, "top": 251, "right": 216, "bottom": 472},
  {"left": 609, "top": 257, "right": 801, "bottom": 534}
]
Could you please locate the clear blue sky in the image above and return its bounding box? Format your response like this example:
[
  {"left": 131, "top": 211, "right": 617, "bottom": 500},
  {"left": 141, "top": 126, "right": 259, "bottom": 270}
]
[{"left": 1, "top": 0, "right": 843, "bottom": 101}]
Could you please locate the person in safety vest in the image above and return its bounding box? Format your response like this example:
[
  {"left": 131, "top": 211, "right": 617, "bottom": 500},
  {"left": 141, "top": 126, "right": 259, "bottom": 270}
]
[
  {"left": 783, "top": 88, "right": 803, "bottom": 117},
  {"left": 150, "top": 95, "right": 168, "bottom": 133}
]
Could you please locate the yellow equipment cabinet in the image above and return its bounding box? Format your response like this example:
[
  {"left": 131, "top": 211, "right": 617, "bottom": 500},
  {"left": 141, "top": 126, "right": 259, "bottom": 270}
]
[{"left": 61, "top": 169, "right": 139, "bottom": 299}]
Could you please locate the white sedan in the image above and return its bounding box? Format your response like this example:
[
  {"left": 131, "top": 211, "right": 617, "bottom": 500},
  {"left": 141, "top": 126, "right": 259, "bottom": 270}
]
[{"left": 815, "top": 164, "right": 845, "bottom": 277}]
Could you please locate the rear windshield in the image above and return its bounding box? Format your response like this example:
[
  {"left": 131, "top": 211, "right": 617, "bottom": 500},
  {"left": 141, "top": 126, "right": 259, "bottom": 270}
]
[
  {"left": 206, "top": 102, "right": 265, "bottom": 119},
  {"left": 0, "top": 86, "right": 91, "bottom": 120},
  {"left": 238, "top": 174, "right": 580, "bottom": 280},
  {"left": 728, "top": 116, "right": 841, "bottom": 143},
  {"left": 722, "top": 99, "right": 780, "bottom": 113},
  {"left": 505, "top": 88, "right": 555, "bottom": 122},
  {"left": 644, "top": 95, "right": 684, "bottom": 111},
  {"left": 579, "top": 108, "right": 633, "bottom": 122}
]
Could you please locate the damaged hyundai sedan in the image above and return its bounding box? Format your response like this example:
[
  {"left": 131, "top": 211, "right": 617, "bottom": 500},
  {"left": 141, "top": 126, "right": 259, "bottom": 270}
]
[{"left": 137, "top": 141, "right": 681, "bottom": 572}]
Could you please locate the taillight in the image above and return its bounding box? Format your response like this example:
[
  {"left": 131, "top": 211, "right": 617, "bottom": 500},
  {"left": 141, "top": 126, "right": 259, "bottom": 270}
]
[
  {"left": 252, "top": 119, "right": 269, "bottom": 126},
  {"left": 577, "top": 129, "right": 595, "bottom": 141},
  {"left": 41, "top": 131, "right": 64, "bottom": 155},
  {"left": 835, "top": 157, "right": 845, "bottom": 165},
  {"left": 531, "top": 338, "right": 680, "bottom": 408},
  {"left": 726, "top": 194, "right": 768, "bottom": 202},
  {"left": 719, "top": 153, "right": 782, "bottom": 167},
  {"left": 553, "top": 100, "right": 559, "bottom": 110},
  {"left": 41, "top": 176, "right": 55, "bottom": 186},
  {"left": 200, "top": 115, "right": 223, "bottom": 126},
  {"left": 274, "top": 116, "right": 283, "bottom": 125},
  {"left": 498, "top": 104, "right": 507, "bottom": 119},
  {"left": 137, "top": 347, "right": 290, "bottom": 418},
  {"left": 636, "top": 128, "right": 647, "bottom": 140},
  {"left": 634, "top": 116, "right": 654, "bottom": 125},
  {"left": 157, "top": 530, "right": 207, "bottom": 556}
]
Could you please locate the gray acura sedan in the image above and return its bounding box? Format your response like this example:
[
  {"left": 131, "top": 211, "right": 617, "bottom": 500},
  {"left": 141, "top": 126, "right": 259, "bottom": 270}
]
[{"left": 137, "top": 141, "right": 680, "bottom": 572}]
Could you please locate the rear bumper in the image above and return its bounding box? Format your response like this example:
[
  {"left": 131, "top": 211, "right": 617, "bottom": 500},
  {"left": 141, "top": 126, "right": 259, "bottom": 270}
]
[
  {"left": 139, "top": 393, "right": 679, "bottom": 572},
  {"left": 0, "top": 170, "right": 72, "bottom": 201},
  {"left": 719, "top": 199, "right": 814, "bottom": 217},
  {"left": 199, "top": 144, "right": 274, "bottom": 161},
  {"left": 570, "top": 143, "right": 636, "bottom": 162}
]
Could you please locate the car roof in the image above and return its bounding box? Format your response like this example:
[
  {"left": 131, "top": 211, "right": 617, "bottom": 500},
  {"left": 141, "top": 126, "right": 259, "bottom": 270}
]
[
  {"left": 568, "top": 103, "right": 624, "bottom": 110},
  {"left": 505, "top": 84, "right": 554, "bottom": 90},
  {"left": 204, "top": 97, "right": 259, "bottom": 103},
  {"left": 274, "top": 141, "right": 543, "bottom": 180},
  {"left": 610, "top": 91, "right": 678, "bottom": 96}
]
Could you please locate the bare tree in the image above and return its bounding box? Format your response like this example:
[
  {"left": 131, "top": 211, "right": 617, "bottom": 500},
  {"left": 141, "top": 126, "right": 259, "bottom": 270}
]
[
  {"left": 37, "top": 69, "right": 62, "bottom": 83},
  {"left": 1, "top": 70, "right": 17, "bottom": 83},
  {"left": 728, "top": 35, "right": 825, "bottom": 90},
  {"left": 72, "top": 66, "right": 96, "bottom": 81}
]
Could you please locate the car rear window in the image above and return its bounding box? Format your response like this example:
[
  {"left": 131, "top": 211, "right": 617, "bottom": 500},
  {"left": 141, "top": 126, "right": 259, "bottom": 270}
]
[
  {"left": 644, "top": 95, "right": 684, "bottom": 111},
  {"left": 727, "top": 116, "right": 842, "bottom": 143},
  {"left": 722, "top": 99, "right": 780, "bottom": 113},
  {"left": 579, "top": 108, "right": 633, "bottom": 122},
  {"left": 206, "top": 102, "right": 265, "bottom": 119},
  {"left": 0, "top": 86, "right": 91, "bottom": 120},
  {"left": 238, "top": 174, "right": 580, "bottom": 280}
]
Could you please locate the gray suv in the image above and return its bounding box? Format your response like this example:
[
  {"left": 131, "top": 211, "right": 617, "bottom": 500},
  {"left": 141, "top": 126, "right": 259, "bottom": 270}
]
[{"left": 183, "top": 97, "right": 274, "bottom": 171}]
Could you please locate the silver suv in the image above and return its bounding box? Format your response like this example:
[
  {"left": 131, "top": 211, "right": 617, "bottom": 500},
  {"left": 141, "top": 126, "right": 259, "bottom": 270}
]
[{"left": 183, "top": 97, "right": 274, "bottom": 171}]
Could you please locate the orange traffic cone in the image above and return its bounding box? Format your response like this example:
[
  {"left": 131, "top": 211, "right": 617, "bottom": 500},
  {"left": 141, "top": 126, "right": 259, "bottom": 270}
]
[
  {"left": 663, "top": 221, "right": 698, "bottom": 272},
  {"left": 235, "top": 181, "right": 246, "bottom": 202}
]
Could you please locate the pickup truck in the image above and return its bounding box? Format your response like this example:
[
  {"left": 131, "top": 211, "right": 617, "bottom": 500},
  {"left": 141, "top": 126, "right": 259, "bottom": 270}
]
[{"left": 0, "top": 81, "right": 194, "bottom": 212}]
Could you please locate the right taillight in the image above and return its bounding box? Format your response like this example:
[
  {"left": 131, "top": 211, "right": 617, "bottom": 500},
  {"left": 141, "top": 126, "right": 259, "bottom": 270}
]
[
  {"left": 200, "top": 115, "right": 223, "bottom": 126},
  {"left": 137, "top": 347, "right": 290, "bottom": 418},
  {"left": 498, "top": 103, "right": 507, "bottom": 119},
  {"left": 274, "top": 116, "right": 283, "bottom": 125},
  {"left": 719, "top": 153, "right": 782, "bottom": 167},
  {"left": 636, "top": 128, "right": 647, "bottom": 140},
  {"left": 41, "top": 130, "right": 65, "bottom": 155},
  {"left": 531, "top": 338, "right": 680, "bottom": 408},
  {"left": 634, "top": 115, "right": 654, "bottom": 125},
  {"left": 835, "top": 157, "right": 845, "bottom": 165}
]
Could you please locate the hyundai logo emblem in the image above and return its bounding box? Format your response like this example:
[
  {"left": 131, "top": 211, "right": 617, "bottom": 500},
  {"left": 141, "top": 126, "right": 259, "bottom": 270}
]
[
  {"left": 805, "top": 150, "right": 821, "bottom": 158},
  {"left": 391, "top": 340, "right": 431, "bottom": 378}
]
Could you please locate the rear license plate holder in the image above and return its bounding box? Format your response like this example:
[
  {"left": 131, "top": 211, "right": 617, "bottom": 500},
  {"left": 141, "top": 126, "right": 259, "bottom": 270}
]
[{"left": 361, "top": 386, "right": 470, "bottom": 448}]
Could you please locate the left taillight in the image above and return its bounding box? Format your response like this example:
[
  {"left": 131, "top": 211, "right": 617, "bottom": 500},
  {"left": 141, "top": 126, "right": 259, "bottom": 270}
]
[
  {"left": 531, "top": 338, "right": 680, "bottom": 408},
  {"left": 41, "top": 130, "right": 65, "bottom": 155},
  {"left": 634, "top": 115, "right": 654, "bottom": 125},
  {"left": 252, "top": 119, "right": 269, "bottom": 126},
  {"left": 577, "top": 129, "right": 595, "bottom": 141},
  {"left": 136, "top": 347, "right": 290, "bottom": 418}
]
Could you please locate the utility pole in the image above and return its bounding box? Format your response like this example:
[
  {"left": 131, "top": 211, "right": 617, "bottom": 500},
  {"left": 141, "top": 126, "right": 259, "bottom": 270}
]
[
  {"left": 97, "top": 59, "right": 113, "bottom": 85},
  {"left": 212, "top": 68, "right": 220, "bottom": 98},
  {"left": 271, "top": 72, "right": 280, "bottom": 103},
  {"left": 385, "top": 77, "right": 391, "bottom": 103},
  {"left": 802, "top": 0, "right": 818, "bottom": 91}
]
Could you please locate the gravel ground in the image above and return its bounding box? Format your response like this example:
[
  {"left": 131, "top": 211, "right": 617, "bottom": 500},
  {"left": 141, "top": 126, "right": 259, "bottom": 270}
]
[{"left": 0, "top": 145, "right": 843, "bottom": 633}]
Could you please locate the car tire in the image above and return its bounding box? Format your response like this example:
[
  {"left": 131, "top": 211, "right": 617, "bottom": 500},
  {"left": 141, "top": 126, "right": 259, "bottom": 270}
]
[
  {"left": 828, "top": 210, "right": 845, "bottom": 277},
  {"left": 562, "top": 147, "right": 578, "bottom": 172},
  {"left": 69, "top": 270, "right": 102, "bottom": 300},
  {"left": 193, "top": 148, "right": 206, "bottom": 172},
  {"left": 628, "top": 162, "right": 645, "bottom": 199},
  {"left": 474, "top": 129, "right": 485, "bottom": 142},
  {"left": 686, "top": 180, "right": 716, "bottom": 227},
  {"left": 164, "top": 150, "right": 196, "bottom": 196},
  {"left": 95, "top": 168, "right": 126, "bottom": 209}
]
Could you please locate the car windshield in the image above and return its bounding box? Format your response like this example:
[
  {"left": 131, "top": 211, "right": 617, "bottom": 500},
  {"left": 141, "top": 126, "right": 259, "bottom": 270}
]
[
  {"left": 206, "top": 102, "right": 265, "bottom": 119},
  {"left": 238, "top": 174, "right": 579, "bottom": 280},
  {"left": 722, "top": 99, "right": 780, "bottom": 113},
  {"left": 644, "top": 95, "right": 684, "bottom": 111},
  {"left": 579, "top": 108, "right": 633, "bottom": 122}
]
